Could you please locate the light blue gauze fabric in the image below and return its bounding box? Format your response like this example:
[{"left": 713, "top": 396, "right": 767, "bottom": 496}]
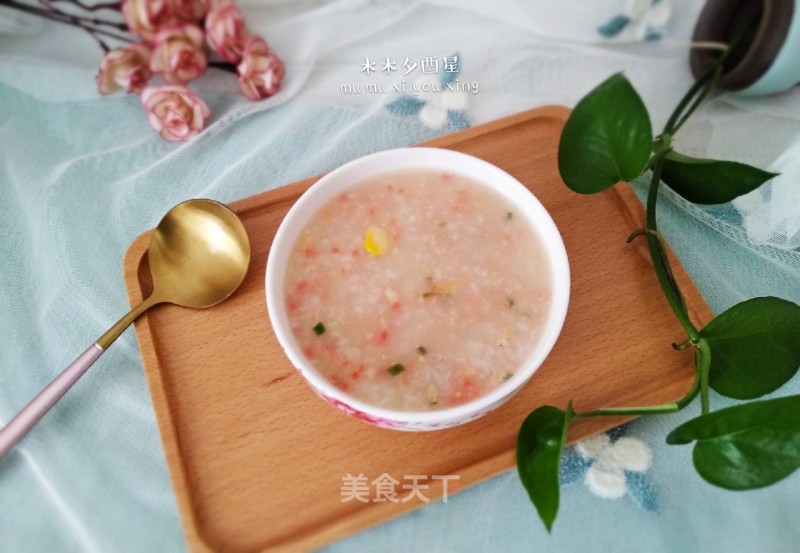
[{"left": 1, "top": 1, "right": 800, "bottom": 552}]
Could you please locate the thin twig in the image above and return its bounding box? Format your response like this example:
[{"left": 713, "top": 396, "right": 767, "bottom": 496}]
[
  {"left": 0, "top": 0, "right": 133, "bottom": 44},
  {"left": 39, "top": 0, "right": 128, "bottom": 30},
  {"left": 37, "top": 0, "right": 113, "bottom": 51},
  {"left": 85, "top": 25, "right": 110, "bottom": 52},
  {"left": 50, "top": 0, "right": 121, "bottom": 11}
]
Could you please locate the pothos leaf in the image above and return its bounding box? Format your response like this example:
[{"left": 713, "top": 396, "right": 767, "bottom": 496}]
[
  {"left": 516, "top": 405, "right": 572, "bottom": 532},
  {"left": 558, "top": 73, "right": 652, "bottom": 194},
  {"left": 667, "top": 395, "right": 800, "bottom": 490},
  {"left": 699, "top": 297, "right": 800, "bottom": 399},
  {"left": 660, "top": 151, "right": 778, "bottom": 204}
]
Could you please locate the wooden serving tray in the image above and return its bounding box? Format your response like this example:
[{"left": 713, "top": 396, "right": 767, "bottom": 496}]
[{"left": 124, "top": 105, "right": 711, "bottom": 553}]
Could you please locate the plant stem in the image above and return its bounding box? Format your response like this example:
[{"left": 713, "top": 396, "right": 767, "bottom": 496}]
[
  {"left": 642, "top": 140, "right": 673, "bottom": 173},
  {"left": 644, "top": 159, "right": 699, "bottom": 340},
  {"left": 673, "top": 339, "right": 692, "bottom": 350},
  {"left": 574, "top": 370, "right": 701, "bottom": 419},
  {"left": 572, "top": 47, "right": 738, "bottom": 420},
  {"left": 671, "top": 66, "right": 721, "bottom": 135},
  {"left": 663, "top": 65, "right": 718, "bottom": 136},
  {"left": 627, "top": 32, "right": 752, "bottom": 417},
  {"left": 697, "top": 338, "right": 711, "bottom": 414},
  {"left": 665, "top": 18, "right": 755, "bottom": 137},
  {"left": 641, "top": 31, "right": 749, "bottom": 343}
]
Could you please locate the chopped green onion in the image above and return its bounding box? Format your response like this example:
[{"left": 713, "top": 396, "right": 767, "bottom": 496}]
[
  {"left": 507, "top": 297, "right": 515, "bottom": 308},
  {"left": 417, "top": 346, "right": 427, "bottom": 355},
  {"left": 506, "top": 211, "right": 513, "bottom": 220},
  {"left": 313, "top": 322, "right": 326, "bottom": 336},
  {"left": 387, "top": 363, "right": 405, "bottom": 376},
  {"left": 503, "top": 372, "right": 514, "bottom": 381}
]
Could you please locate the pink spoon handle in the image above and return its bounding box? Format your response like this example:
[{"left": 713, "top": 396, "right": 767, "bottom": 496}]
[{"left": 0, "top": 344, "right": 104, "bottom": 458}]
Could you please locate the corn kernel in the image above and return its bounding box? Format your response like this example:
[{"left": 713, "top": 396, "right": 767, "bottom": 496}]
[
  {"left": 364, "top": 226, "right": 390, "bottom": 256},
  {"left": 438, "top": 280, "right": 459, "bottom": 294}
]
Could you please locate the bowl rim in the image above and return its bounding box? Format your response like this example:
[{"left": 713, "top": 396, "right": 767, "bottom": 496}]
[{"left": 265, "top": 147, "right": 570, "bottom": 425}]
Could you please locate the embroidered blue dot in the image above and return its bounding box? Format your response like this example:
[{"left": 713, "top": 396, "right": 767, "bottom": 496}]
[
  {"left": 625, "top": 471, "right": 658, "bottom": 512},
  {"left": 385, "top": 97, "right": 425, "bottom": 116},
  {"left": 607, "top": 422, "right": 632, "bottom": 442},
  {"left": 598, "top": 15, "right": 632, "bottom": 38},
  {"left": 447, "top": 110, "right": 470, "bottom": 131},
  {"left": 645, "top": 29, "right": 663, "bottom": 41},
  {"left": 559, "top": 447, "right": 591, "bottom": 485}
]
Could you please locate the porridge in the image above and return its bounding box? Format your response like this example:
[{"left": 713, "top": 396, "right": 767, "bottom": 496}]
[{"left": 284, "top": 169, "right": 552, "bottom": 411}]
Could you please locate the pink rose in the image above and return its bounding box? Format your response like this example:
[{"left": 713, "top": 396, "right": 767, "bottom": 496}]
[
  {"left": 205, "top": 0, "right": 248, "bottom": 63},
  {"left": 150, "top": 24, "right": 208, "bottom": 84},
  {"left": 122, "top": 0, "right": 172, "bottom": 41},
  {"left": 96, "top": 44, "right": 152, "bottom": 95},
  {"left": 237, "top": 37, "right": 284, "bottom": 101},
  {"left": 165, "top": 0, "right": 208, "bottom": 22},
  {"left": 141, "top": 85, "right": 211, "bottom": 142}
]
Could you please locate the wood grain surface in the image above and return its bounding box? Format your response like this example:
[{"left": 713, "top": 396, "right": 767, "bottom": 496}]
[{"left": 123, "top": 105, "right": 712, "bottom": 553}]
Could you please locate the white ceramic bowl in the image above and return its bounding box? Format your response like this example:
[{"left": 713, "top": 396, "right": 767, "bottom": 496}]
[{"left": 266, "top": 147, "right": 570, "bottom": 431}]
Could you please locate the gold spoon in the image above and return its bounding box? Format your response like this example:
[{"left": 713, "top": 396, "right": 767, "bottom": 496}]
[{"left": 0, "top": 199, "right": 251, "bottom": 458}]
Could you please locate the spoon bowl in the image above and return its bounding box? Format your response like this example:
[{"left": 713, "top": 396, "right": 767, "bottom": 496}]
[{"left": 149, "top": 199, "right": 251, "bottom": 308}]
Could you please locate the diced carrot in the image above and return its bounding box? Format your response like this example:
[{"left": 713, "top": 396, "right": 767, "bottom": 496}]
[
  {"left": 449, "top": 378, "right": 480, "bottom": 405},
  {"left": 373, "top": 329, "right": 390, "bottom": 345},
  {"left": 331, "top": 246, "right": 341, "bottom": 254},
  {"left": 350, "top": 364, "right": 365, "bottom": 380},
  {"left": 391, "top": 301, "right": 401, "bottom": 312},
  {"left": 329, "top": 375, "right": 349, "bottom": 391},
  {"left": 302, "top": 345, "right": 315, "bottom": 359},
  {"left": 303, "top": 246, "right": 316, "bottom": 257},
  {"left": 295, "top": 280, "right": 309, "bottom": 292}
]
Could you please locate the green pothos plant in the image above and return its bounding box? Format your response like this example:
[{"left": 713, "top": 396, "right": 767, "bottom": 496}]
[{"left": 516, "top": 41, "right": 800, "bottom": 531}]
